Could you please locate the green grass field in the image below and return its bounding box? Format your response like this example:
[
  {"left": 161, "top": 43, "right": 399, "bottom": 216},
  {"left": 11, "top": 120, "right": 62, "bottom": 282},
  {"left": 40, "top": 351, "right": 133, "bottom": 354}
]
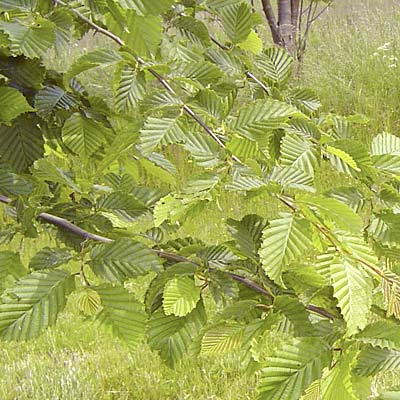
[{"left": 2, "top": 1, "right": 400, "bottom": 398}]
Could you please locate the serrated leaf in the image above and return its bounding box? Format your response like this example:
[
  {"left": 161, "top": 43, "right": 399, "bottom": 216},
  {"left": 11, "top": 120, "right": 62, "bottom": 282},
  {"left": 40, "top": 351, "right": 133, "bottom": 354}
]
[
  {"left": 175, "top": 16, "right": 211, "bottom": 46},
  {"left": 259, "top": 214, "right": 312, "bottom": 286},
  {"left": 238, "top": 30, "right": 263, "bottom": 54},
  {"left": 0, "top": 18, "right": 55, "bottom": 58},
  {"left": 321, "top": 350, "right": 359, "bottom": 400},
  {"left": 0, "top": 86, "right": 34, "bottom": 123},
  {"left": 75, "top": 288, "right": 101, "bottom": 316},
  {"left": 163, "top": 276, "right": 200, "bottom": 317},
  {"left": 0, "top": 169, "right": 34, "bottom": 196},
  {"left": 114, "top": 64, "right": 146, "bottom": 113},
  {"left": 90, "top": 238, "right": 162, "bottom": 282},
  {"left": 325, "top": 186, "right": 364, "bottom": 213},
  {"left": 0, "top": 251, "right": 26, "bottom": 293},
  {"left": 35, "top": 85, "right": 77, "bottom": 119},
  {"left": 371, "top": 132, "right": 400, "bottom": 156},
  {"left": 270, "top": 165, "right": 315, "bottom": 192},
  {"left": 287, "top": 87, "right": 321, "bottom": 114},
  {"left": 0, "top": 115, "right": 44, "bottom": 172},
  {"left": 330, "top": 260, "right": 372, "bottom": 334},
  {"left": 372, "top": 154, "right": 400, "bottom": 175},
  {"left": 29, "top": 247, "right": 72, "bottom": 270},
  {"left": 231, "top": 99, "right": 300, "bottom": 139},
  {"left": 355, "top": 320, "right": 400, "bottom": 349},
  {"left": 354, "top": 346, "right": 400, "bottom": 376},
  {"left": 98, "top": 192, "right": 148, "bottom": 222},
  {"left": 201, "top": 323, "right": 244, "bottom": 355},
  {"left": 297, "top": 194, "right": 363, "bottom": 233},
  {"left": 220, "top": 2, "right": 256, "bottom": 43},
  {"left": 118, "top": 0, "right": 174, "bottom": 15},
  {"left": 0, "top": 270, "right": 75, "bottom": 340},
  {"left": 62, "top": 113, "right": 110, "bottom": 158},
  {"left": 147, "top": 301, "right": 206, "bottom": 367},
  {"left": 96, "top": 285, "right": 147, "bottom": 349},
  {"left": 326, "top": 145, "right": 360, "bottom": 173},
  {"left": 280, "top": 133, "right": 319, "bottom": 176},
  {"left": 256, "top": 337, "right": 331, "bottom": 400},
  {"left": 255, "top": 47, "right": 293, "bottom": 87},
  {"left": 139, "top": 116, "right": 185, "bottom": 156}
]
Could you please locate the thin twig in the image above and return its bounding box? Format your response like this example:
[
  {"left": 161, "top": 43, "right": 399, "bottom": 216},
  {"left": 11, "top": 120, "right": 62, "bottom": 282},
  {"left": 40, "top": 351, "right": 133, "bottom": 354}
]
[{"left": 245, "top": 71, "right": 271, "bottom": 95}]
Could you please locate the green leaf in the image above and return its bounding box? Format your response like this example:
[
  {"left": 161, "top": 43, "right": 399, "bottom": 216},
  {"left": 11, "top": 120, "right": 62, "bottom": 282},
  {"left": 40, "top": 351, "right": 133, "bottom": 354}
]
[
  {"left": 219, "top": 3, "right": 255, "bottom": 44},
  {"left": 0, "top": 115, "right": 44, "bottom": 172},
  {"left": 287, "top": 88, "right": 321, "bottom": 114},
  {"left": 62, "top": 113, "right": 110, "bottom": 158},
  {"left": 29, "top": 247, "right": 72, "bottom": 270},
  {"left": 270, "top": 165, "right": 315, "bottom": 192},
  {"left": 0, "top": 86, "right": 34, "bottom": 123},
  {"left": 226, "top": 214, "right": 267, "bottom": 258},
  {"left": 120, "top": 11, "right": 162, "bottom": 58},
  {"left": 238, "top": 30, "right": 263, "bottom": 54},
  {"left": 325, "top": 187, "right": 364, "bottom": 213},
  {"left": 117, "top": 0, "right": 174, "bottom": 15},
  {"left": 297, "top": 194, "right": 363, "bottom": 233},
  {"left": 0, "top": 270, "right": 75, "bottom": 340},
  {"left": 230, "top": 99, "right": 300, "bottom": 139},
  {"left": 97, "top": 192, "right": 148, "bottom": 222},
  {"left": 96, "top": 285, "right": 147, "bottom": 349},
  {"left": 321, "top": 350, "right": 359, "bottom": 400},
  {"left": 0, "top": 169, "right": 34, "bottom": 196},
  {"left": 354, "top": 346, "right": 400, "bottom": 376},
  {"left": 147, "top": 301, "right": 207, "bottom": 367},
  {"left": 201, "top": 322, "right": 244, "bottom": 355},
  {"left": 90, "top": 238, "right": 163, "bottom": 282},
  {"left": 330, "top": 260, "right": 372, "bottom": 335},
  {"left": 372, "top": 154, "right": 400, "bottom": 175},
  {"left": 355, "top": 320, "right": 400, "bottom": 349},
  {"left": 0, "top": 251, "right": 26, "bottom": 293},
  {"left": 280, "top": 133, "right": 319, "bottom": 176},
  {"left": 371, "top": 132, "right": 400, "bottom": 156},
  {"left": 163, "top": 276, "right": 200, "bottom": 317},
  {"left": 256, "top": 337, "right": 331, "bottom": 400},
  {"left": 259, "top": 214, "right": 312, "bottom": 286},
  {"left": 0, "top": 18, "right": 55, "bottom": 58},
  {"left": 114, "top": 65, "right": 146, "bottom": 114},
  {"left": 255, "top": 47, "right": 293, "bottom": 87},
  {"left": 175, "top": 16, "right": 211, "bottom": 46},
  {"left": 326, "top": 145, "right": 360, "bottom": 173},
  {"left": 0, "top": 0, "right": 36, "bottom": 11},
  {"left": 49, "top": 8, "right": 73, "bottom": 54},
  {"left": 35, "top": 85, "right": 77, "bottom": 119},
  {"left": 139, "top": 116, "right": 185, "bottom": 156}
]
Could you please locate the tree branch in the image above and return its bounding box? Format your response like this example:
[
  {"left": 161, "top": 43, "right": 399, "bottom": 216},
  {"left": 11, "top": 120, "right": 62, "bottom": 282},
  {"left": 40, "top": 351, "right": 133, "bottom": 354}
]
[{"left": 0, "top": 194, "right": 335, "bottom": 320}]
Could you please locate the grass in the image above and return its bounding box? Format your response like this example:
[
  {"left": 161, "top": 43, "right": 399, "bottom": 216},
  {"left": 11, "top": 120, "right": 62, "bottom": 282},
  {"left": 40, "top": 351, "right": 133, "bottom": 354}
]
[{"left": 3, "top": 1, "right": 400, "bottom": 398}]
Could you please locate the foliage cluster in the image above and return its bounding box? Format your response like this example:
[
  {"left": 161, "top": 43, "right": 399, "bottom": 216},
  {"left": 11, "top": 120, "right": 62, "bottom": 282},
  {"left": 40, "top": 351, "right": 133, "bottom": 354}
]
[{"left": 2, "top": 1, "right": 400, "bottom": 398}]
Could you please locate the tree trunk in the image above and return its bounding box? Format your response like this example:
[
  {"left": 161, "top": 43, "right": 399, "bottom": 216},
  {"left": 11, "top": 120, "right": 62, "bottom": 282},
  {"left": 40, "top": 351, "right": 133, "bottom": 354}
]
[
  {"left": 261, "top": 0, "right": 282, "bottom": 46},
  {"left": 277, "top": 0, "right": 296, "bottom": 56}
]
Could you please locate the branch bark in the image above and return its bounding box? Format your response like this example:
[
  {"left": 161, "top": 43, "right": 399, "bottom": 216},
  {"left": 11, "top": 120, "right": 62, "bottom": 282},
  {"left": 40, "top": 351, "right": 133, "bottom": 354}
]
[{"left": 261, "top": 0, "right": 282, "bottom": 45}]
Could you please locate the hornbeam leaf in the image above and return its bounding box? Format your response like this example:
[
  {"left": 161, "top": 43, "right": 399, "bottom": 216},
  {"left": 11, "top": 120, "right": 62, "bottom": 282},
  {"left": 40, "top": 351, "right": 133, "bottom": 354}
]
[
  {"left": 49, "top": 8, "right": 73, "bottom": 54},
  {"left": 62, "top": 113, "right": 110, "bottom": 158},
  {"left": 259, "top": 214, "right": 312, "bottom": 286},
  {"left": 355, "top": 320, "right": 400, "bottom": 349},
  {"left": 117, "top": 0, "right": 174, "bottom": 15},
  {"left": 371, "top": 132, "right": 400, "bottom": 156},
  {"left": 29, "top": 247, "right": 72, "bottom": 270},
  {"left": 354, "top": 346, "right": 400, "bottom": 376},
  {"left": 256, "top": 337, "right": 331, "bottom": 400},
  {"left": 230, "top": 99, "right": 300, "bottom": 139},
  {"left": 226, "top": 214, "right": 267, "bottom": 257},
  {"left": 0, "top": 270, "right": 75, "bottom": 341},
  {"left": 75, "top": 288, "right": 101, "bottom": 316},
  {"left": 148, "top": 301, "right": 207, "bottom": 367},
  {"left": 0, "top": 169, "right": 34, "bottom": 196},
  {"left": 96, "top": 285, "right": 147, "bottom": 349},
  {"left": 297, "top": 194, "right": 363, "bottom": 233},
  {"left": 325, "top": 186, "right": 364, "bottom": 213},
  {"left": 269, "top": 165, "right": 315, "bottom": 192},
  {"left": 163, "top": 276, "right": 200, "bottom": 317},
  {"left": 0, "top": 115, "right": 44, "bottom": 172},
  {"left": 175, "top": 16, "right": 211, "bottom": 46},
  {"left": 287, "top": 87, "right": 321, "bottom": 114},
  {"left": 280, "top": 133, "right": 319, "bottom": 176},
  {"left": 0, "top": 0, "right": 36, "bottom": 11},
  {"left": 321, "top": 350, "right": 359, "bottom": 400},
  {"left": 0, "top": 18, "right": 55, "bottom": 58},
  {"left": 330, "top": 260, "right": 372, "bottom": 334},
  {"left": 35, "top": 85, "right": 77, "bottom": 119},
  {"left": 372, "top": 154, "right": 400, "bottom": 175},
  {"left": 0, "top": 87, "right": 34, "bottom": 123},
  {"left": 90, "top": 238, "right": 163, "bottom": 282},
  {"left": 114, "top": 64, "right": 146, "bottom": 114},
  {"left": 0, "top": 251, "right": 26, "bottom": 293},
  {"left": 255, "top": 47, "right": 293, "bottom": 87},
  {"left": 300, "top": 380, "right": 321, "bottom": 400},
  {"left": 219, "top": 3, "right": 256, "bottom": 44},
  {"left": 326, "top": 145, "right": 360, "bottom": 173},
  {"left": 139, "top": 116, "right": 185, "bottom": 156},
  {"left": 200, "top": 323, "right": 244, "bottom": 355}
]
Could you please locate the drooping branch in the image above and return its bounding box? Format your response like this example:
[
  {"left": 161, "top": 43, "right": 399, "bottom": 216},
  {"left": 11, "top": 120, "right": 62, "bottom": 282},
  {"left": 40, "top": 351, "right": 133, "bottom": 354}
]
[
  {"left": 54, "top": 0, "right": 239, "bottom": 162},
  {"left": 0, "top": 194, "right": 335, "bottom": 320}
]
